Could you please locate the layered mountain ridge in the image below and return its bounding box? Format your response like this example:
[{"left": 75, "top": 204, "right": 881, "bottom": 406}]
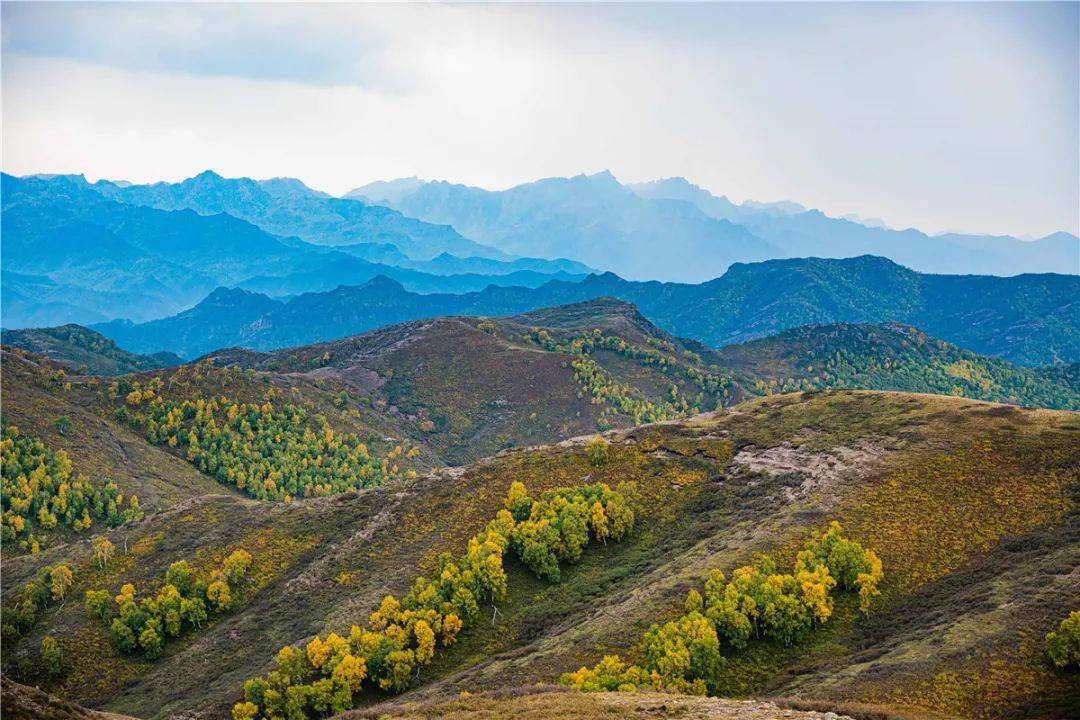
[{"left": 89, "top": 256, "right": 1080, "bottom": 366}]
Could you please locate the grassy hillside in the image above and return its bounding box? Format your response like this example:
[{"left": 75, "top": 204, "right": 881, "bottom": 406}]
[
  {"left": 0, "top": 345, "right": 438, "bottom": 514},
  {"left": 352, "top": 686, "right": 865, "bottom": 720},
  {"left": 715, "top": 323, "right": 1080, "bottom": 410},
  {"left": 200, "top": 300, "right": 740, "bottom": 463},
  {"left": 1, "top": 676, "right": 137, "bottom": 720},
  {"left": 191, "top": 300, "right": 1077, "bottom": 468},
  {"left": 1, "top": 325, "right": 181, "bottom": 376},
  {"left": 2, "top": 387, "right": 1075, "bottom": 719}
]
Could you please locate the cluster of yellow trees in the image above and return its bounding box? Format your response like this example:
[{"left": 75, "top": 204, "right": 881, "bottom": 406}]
[
  {"left": 0, "top": 563, "right": 74, "bottom": 643},
  {"left": 561, "top": 522, "right": 883, "bottom": 695},
  {"left": 231, "top": 481, "right": 635, "bottom": 720},
  {"left": 528, "top": 328, "right": 733, "bottom": 426},
  {"left": 504, "top": 481, "right": 634, "bottom": 581},
  {"left": 117, "top": 387, "right": 414, "bottom": 501},
  {"left": 84, "top": 549, "right": 253, "bottom": 660},
  {"left": 1, "top": 425, "right": 142, "bottom": 554},
  {"left": 569, "top": 357, "right": 676, "bottom": 426}
]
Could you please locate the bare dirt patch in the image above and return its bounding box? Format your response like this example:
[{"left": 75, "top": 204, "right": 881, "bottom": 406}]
[{"left": 731, "top": 441, "right": 888, "bottom": 503}]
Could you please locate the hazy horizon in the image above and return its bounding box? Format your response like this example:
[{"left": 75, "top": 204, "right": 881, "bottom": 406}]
[
  {"left": 3, "top": 2, "right": 1078, "bottom": 238},
  {"left": 7, "top": 165, "right": 1078, "bottom": 243}
]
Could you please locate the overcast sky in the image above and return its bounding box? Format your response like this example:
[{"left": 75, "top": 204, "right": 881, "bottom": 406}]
[{"left": 2, "top": 2, "right": 1077, "bottom": 237}]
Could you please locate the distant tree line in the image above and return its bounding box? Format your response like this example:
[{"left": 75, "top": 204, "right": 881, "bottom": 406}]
[
  {"left": 528, "top": 328, "right": 735, "bottom": 427},
  {"left": 740, "top": 328, "right": 1079, "bottom": 410}
]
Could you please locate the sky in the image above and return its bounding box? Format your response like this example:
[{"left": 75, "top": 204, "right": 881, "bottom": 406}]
[{"left": 2, "top": 2, "right": 1077, "bottom": 238}]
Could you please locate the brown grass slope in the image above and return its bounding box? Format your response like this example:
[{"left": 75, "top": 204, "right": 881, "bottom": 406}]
[
  {"left": 352, "top": 685, "right": 859, "bottom": 720},
  {"left": 0, "top": 676, "right": 137, "bottom": 720},
  {"left": 194, "top": 299, "right": 1077, "bottom": 471},
  {"left": 200, "top": 301, "right": 731, "bottom": 464},
  {"left": 2, "top": 389, "right": 1076, "bottom": 720}
]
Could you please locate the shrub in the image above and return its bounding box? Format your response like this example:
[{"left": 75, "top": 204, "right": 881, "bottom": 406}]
[
  {"left": 39, "top": 636, "right": 62, "bottom": 677},
  {"left": 1046, "top": 611, "right": 1080, "bottom": 669},
  {"left": 585, "top": 435, "right": 610, "bottom": 466}
]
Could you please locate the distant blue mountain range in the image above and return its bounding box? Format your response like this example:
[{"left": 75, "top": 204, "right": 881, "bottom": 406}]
[
  {"left": 3, "top": 168, "right": 1076, "bottom": 355},
  {"left": 0, "top": 172, "right": 592, "bottom": 327},
  {"left": 351, "top": 172, "right": 1078, "bottom": 281}
]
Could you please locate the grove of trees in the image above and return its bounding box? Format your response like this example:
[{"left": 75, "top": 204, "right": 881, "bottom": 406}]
[
  {"left": 1, "top": 563, "right": 76, "bottom": 643},
  {"left": 560, "top": 522, "right": 883, "bottom": 695},
  {"left": 85, "top": 549, "right": 253, "bottom": 660},
  {"left": 231, "top": 481, "right": 635, "bottom": 720},
  {"left": 1045, "top": 610, "right": 1080, "bottom": 669},
  {"left": 114, "top": 384, "right": 413, "bottom": 501},
  {"left": 1, "top": 424, "right": 142, "bottom": 554}
]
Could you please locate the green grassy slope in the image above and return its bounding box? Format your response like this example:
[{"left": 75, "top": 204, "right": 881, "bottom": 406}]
[{"left": 3, "top": 390, "right": 1075, "bottom": 720}]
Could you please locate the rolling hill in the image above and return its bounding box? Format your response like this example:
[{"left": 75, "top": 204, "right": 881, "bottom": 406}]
[
  {"left": 0, "top": 325, "right": 181, "bottom": 376},
  {"left": 142, "top": 300, "right": 1080, "bottom": 470},
  {"left": 91, "top": 256, "right": 1080, "bottom": 366},
  {"left": 3, "top": 376, "right": 1076, "bottom": 719},
  {"left": 12, "top": 298, "right": 1077, "bottom": 477},
  {"left": 714, "top": 322, "right": 1080, "bottom": 410}
]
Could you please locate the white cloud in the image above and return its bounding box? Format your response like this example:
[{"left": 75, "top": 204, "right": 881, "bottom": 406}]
[{"left": 2, "top": 2, "right": 1077, "bottom": 237}]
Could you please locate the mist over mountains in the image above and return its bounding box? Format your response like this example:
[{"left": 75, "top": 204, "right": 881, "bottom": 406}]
[
  {"left": 353, "top": 171, "right": 1078, "bottom": 281},
  {"left": 2, "top": 168, "right": 1076, "bottom": 369},
  {"left": 0, "top": 172, "right": 592, "bottom": 327}
]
